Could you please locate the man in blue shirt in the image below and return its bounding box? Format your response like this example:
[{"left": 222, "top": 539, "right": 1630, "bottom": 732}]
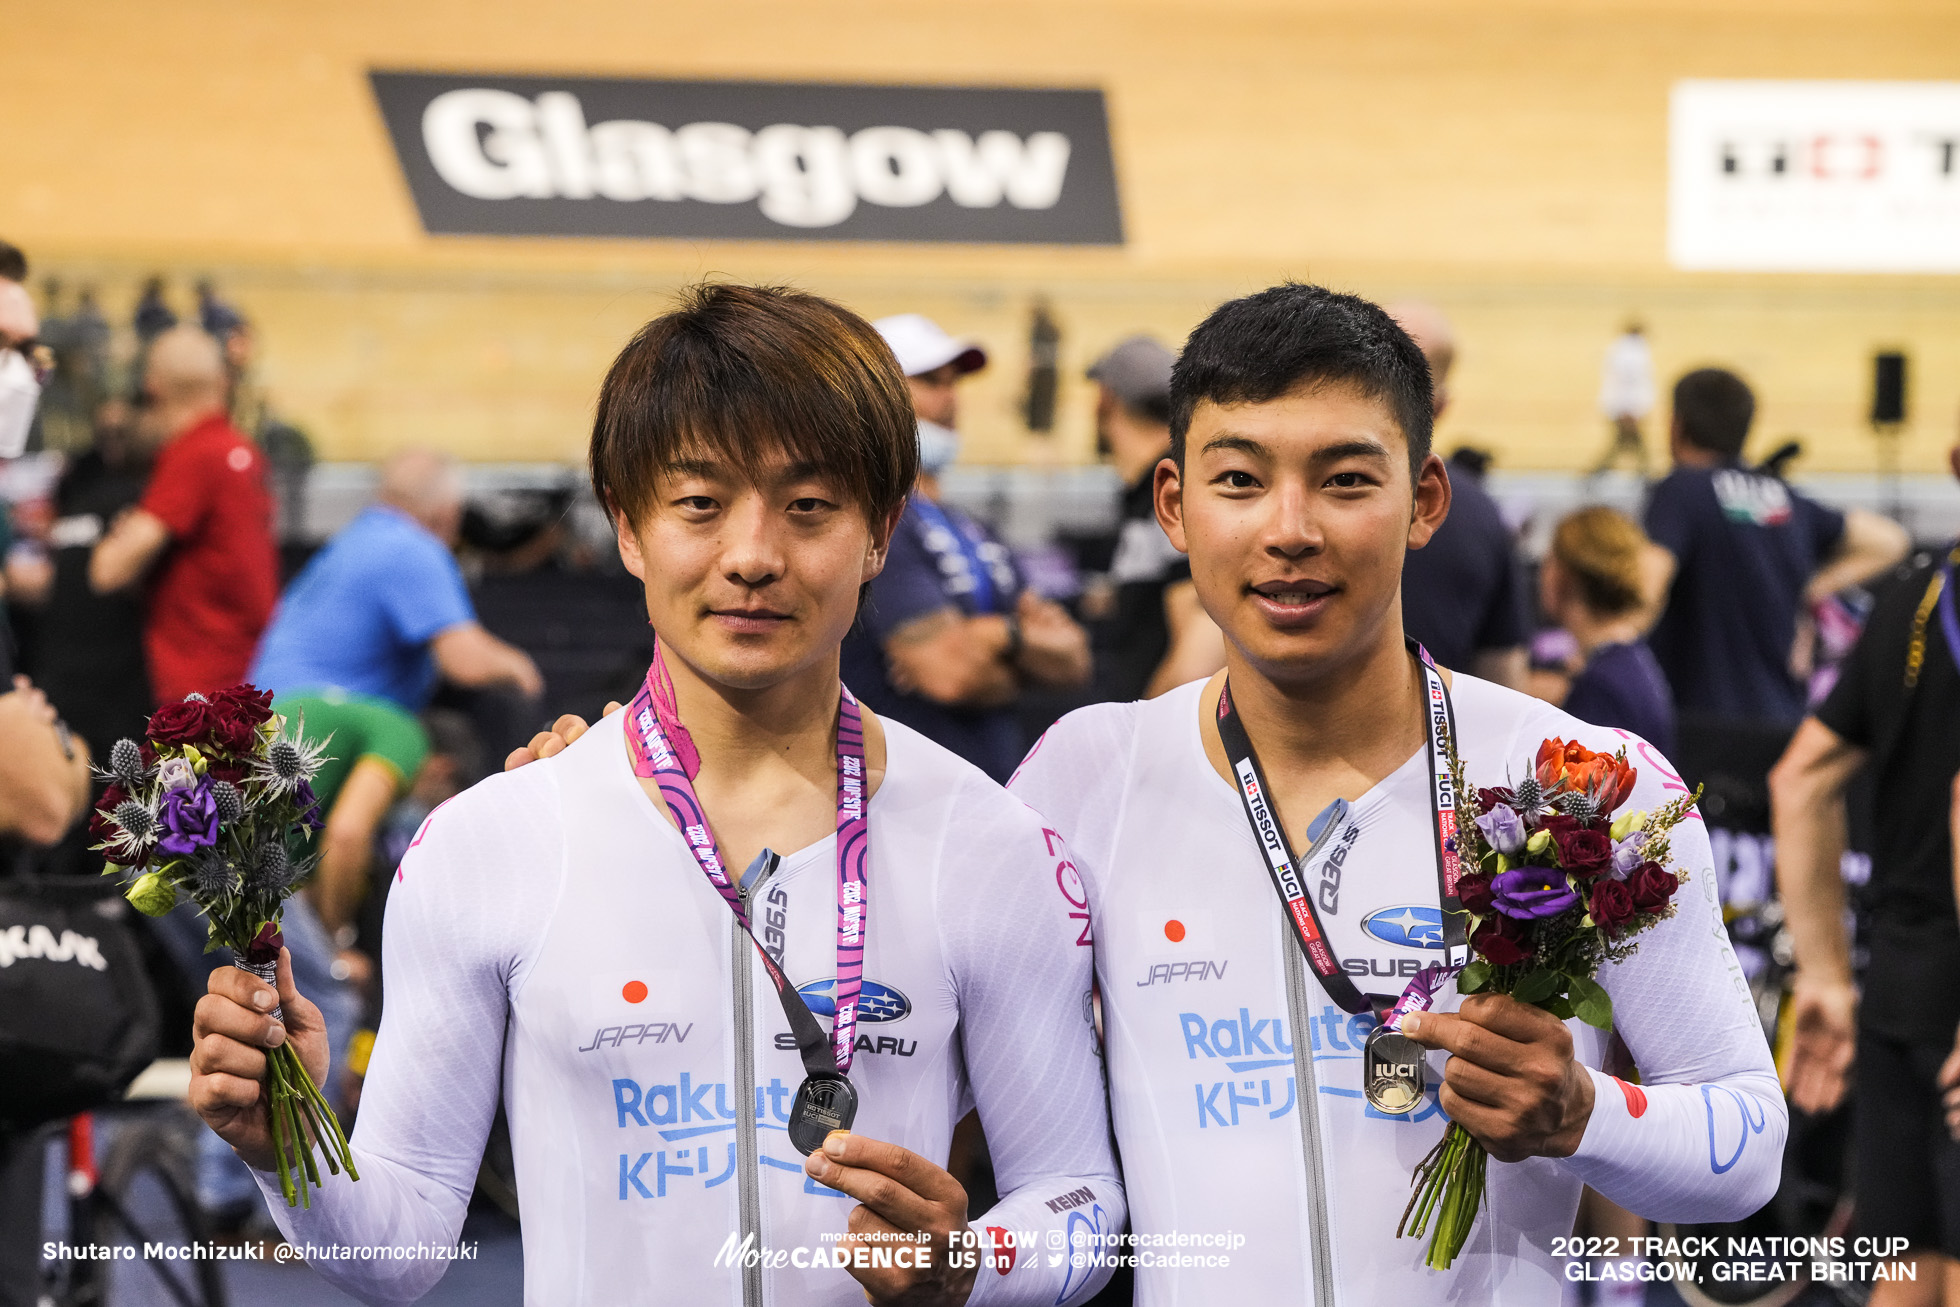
[
  {"left": 252, "top": 449, "right": 542, "bottom": 711},
  {"left": 250, "top": 446, "right": 542, "bottom": 932},
  {"left": 1643, "top": 368, "right": 1906, "bottom": 727}
]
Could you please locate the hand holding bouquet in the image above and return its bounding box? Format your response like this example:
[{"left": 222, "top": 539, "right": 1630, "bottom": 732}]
[
  {"left": 90, "top": 685, "right": 358, "bottom": 1208},
  {"left": 1397, "top": 736, "right": 1698, "bottom": 1269}
]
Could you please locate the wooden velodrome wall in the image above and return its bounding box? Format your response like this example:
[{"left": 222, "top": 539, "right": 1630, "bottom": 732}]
[{"left": 6, "top": 0, "right": 1959, "bottom": 472}]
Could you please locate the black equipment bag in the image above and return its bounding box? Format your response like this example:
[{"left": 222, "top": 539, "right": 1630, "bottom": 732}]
[{"left": 0, "top": 875, "right": 159, "bottom": 1129}]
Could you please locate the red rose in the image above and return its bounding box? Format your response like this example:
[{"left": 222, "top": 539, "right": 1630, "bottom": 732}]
[
  {"left": 1457, "top": 871, "right": 1495, "bottom": 915},
  {"left": 206, "top": 757, "right": 249, "bottom": 786},
  {"left": 147, "top": 697, "right": 218, "bottom": 747},
  {"left": 1475, "top": 787, "right": 1516, "bottom": 814},
  {"left": 1553, "top": 826, "right": 1613, "bottom": 878},
  {"left": 1629, "top": 862, "right": 1679, "bottom": 913},
  {"left": 1589, "top": 878, "right": 1636, "bottom": 932},
  {"left": 211, "top": 684, "right": 275, "bottom": 727},
  {"left": 1538, "top": 812, "right": 1582, "bottom": 838},
  {"left": 196, "top": 684, "right": 274, "bottom": 754},
  {"left": 1472, "top": 912, "right": 1534, "bottom": 966}
]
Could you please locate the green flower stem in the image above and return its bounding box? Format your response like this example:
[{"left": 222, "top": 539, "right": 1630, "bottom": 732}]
[
  {"left": 267, "top": 1078, "right": 295, "bottom": 1210},
  {"left": 262, "top": 1039, "right": 357, "bottom": 1206},
  {"left": 295, "top": 1054, "right": 360, "bottom": 1180},
  {"left": 1399, "top": 1122, "right": 1487, "bottom": 1271},
  {"left": 268, "top": 1076, "right": 298, "bottom": 1210}
]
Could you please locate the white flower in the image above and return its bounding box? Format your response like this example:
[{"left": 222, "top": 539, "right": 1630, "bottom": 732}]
[{"left": 157, "top": 757, "right": 198, "bottom": 793}]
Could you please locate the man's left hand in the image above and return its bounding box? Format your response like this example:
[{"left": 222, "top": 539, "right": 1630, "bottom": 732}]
[
  {"left": 803, "top": 1131, "right": 976, "bottom": 1306},
  {"left": 1401, "top": 993, "right": 1595, "bottom": 1163}
]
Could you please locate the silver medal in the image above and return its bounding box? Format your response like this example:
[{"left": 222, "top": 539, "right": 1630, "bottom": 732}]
[{"left": 1362, "top": 1026, "right": 1426, "bottom": 1116}]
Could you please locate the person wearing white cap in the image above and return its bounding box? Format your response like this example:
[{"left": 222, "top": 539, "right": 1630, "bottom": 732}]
[
  {"left": 1080, "top": 334, "right": 1224, "bottom": 703},
  {"left": 872, "top": 313, "right": 986, "bottom": 447},
  {"left": 838, "top": 314, "right": 1089, "bottom": 783}
]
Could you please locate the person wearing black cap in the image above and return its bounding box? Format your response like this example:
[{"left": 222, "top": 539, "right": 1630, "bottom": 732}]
[{"left": 1081, "top": 334, "right": 1223, "bottom": 703}]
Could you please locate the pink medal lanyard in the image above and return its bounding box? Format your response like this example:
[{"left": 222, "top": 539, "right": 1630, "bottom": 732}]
[{"left": 624, "top": 641, "right": 872, "bottom": 1090}]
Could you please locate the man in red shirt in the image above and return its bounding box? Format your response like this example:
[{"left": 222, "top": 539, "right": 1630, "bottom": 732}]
[{"left": 90, "top": 326, "right": 276, "bottom": 702}]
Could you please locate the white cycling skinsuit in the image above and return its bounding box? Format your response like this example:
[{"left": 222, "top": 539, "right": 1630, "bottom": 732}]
[
  {"left": 1009, "top": 673, "right": 1785, "bottom": 1305},
  {"left": 250, "top": 710, "right": 1123, "bottom": 1307}
]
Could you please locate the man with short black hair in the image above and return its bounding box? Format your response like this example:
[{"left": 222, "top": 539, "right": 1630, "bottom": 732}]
[
  {"left": 1644, "top": 366, "right": 1907, "bottom": 726},
  {"left": 1012, "top": 283, "right": 1784, "bottom": 1301}
]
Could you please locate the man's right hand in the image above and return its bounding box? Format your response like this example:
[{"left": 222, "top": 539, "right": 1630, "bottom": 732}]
[
  {"left": 503, "top": 703, "right": 622, "bottom": 771},
  {"left": 189, "top": 948, "right": 331, "bottom": 1172},
  {"left": 1785, "top": 976, "right": 1857, "bottom": 1115}
]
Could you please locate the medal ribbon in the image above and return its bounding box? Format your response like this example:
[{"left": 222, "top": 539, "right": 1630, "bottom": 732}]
[
  {"left": 625, "top": 639, "right": 871, "bottom": 1078},
  {"left": 1217, "top": 639, "right": 1469, "bottom": 1020},
  {"left": 1937, "top": 551, "right": 1960, "bottom": 683}
]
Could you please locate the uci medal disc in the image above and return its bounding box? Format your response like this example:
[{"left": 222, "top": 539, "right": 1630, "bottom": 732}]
[
  {"left": 1362, "top": 1026, "right": 1425, "bottom": 1116},
  {"left": 788, "top": 1072, "right": 859, "bottom": 1155}
]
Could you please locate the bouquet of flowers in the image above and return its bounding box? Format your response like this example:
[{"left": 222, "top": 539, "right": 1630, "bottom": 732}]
[
  {"left": 1397, "top": 737, "right": 1698, "bottom": 1270},
  {"left": 88, "top": 685, "right": 358, "bottom": 1208}
]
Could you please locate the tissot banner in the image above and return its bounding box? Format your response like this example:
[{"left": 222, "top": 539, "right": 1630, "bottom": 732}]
[
  {"left": 369, "top": 71, "right": 1124, "bottom": 245},
  {"left": 1669, "top": 79, "right": 1960, "bottom": 273}
]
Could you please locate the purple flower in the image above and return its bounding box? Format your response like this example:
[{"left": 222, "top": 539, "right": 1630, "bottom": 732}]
[
  {"left": 295, "top": 780, "right": 325, "bottom": 832},
  {"left": 157, "top": 779, "right": 220, "bottom": 856},
  {"left": 1491, "top": 866, "right": 1578, "bottom": 920},
  {"left": 1610, "top": 832, "right": 1649, "bottom": 878},
  {"left": 1475, "top": 803, "right": 1526, "bottom": 856}
]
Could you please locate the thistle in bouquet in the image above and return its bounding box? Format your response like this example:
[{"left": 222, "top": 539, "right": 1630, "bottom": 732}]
[
  {"left": 88, "top": 684, "right": 358, "bottom": 1208},
  {"left": 1396, "top": 736, "right": 1700, "bottom": 1270}
]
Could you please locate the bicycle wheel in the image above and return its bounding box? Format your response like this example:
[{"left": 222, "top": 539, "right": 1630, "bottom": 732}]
[{"left": 92, "top": 1110, "right": 230, "bottom": 1307}]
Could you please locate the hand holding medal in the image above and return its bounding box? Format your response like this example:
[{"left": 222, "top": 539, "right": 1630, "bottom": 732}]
[{"left": 802, "top": 1132, "right": 980, "bottom": 1305}]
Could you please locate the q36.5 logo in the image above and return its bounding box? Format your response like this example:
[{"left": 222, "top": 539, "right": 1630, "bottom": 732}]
[
  {"left": 1361, "top": 905, "right": 1446, "bottom": 950},
  {"left": 796, "top": 978, "right": 912, "bottom": 1023}
]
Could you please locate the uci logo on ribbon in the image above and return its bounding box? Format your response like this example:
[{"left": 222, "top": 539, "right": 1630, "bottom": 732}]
[
  {"left": 797, "top": 978, "right": 912, "bottom": 1023},
  {"left": 1361, "top": 905, "right": 1447, "bottom": 950}
]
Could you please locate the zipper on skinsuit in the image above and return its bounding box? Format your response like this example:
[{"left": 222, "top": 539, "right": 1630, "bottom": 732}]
[
  {"left": 1282, "top": 827, "right": 1341, "bottom": 1307},
  {"left": 733, "top": 853, "right": 779, "bottom": 1307}
]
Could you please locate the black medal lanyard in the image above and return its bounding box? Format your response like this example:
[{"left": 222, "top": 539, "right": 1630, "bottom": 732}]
[{"left": 1216, "top": 639, "right": 1471, "bottom": 1019}]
